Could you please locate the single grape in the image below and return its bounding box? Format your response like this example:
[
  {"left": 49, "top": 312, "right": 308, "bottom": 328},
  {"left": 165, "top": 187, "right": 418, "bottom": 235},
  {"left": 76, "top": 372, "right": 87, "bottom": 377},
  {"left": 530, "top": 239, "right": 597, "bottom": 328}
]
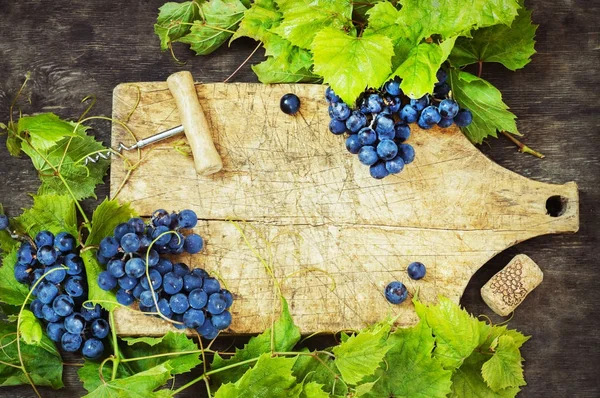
[
  {"left": 384, "top": 79, "right": 402, "bottom": 96},
  {"left": 35, "top": 231, "right": 54, "bottom": 248},
  {"left": 96, "top": 251, "right": 109, "bottom": 266},
  {"left": 192, "top": 268, "right": 209, "bottom": 279},
  {"left": 155, "top": 258, "right": 173, "bottom": 275},
  {"left": 61, "top": 332, "right": 83, "bottom": 352},
  {"left": 407, "top": 262, "right": 426, "bottom": 280},
  {"left": 116, "top": 288, "right": 134, "bottom": 306},
  {"left": 38, "top": 282, "right": 59, "bottom": 304},
  {"left": 46, "top": 266, "right": 67, "bottom": 286},
  {"left": 364, "top": 93, "right": 383, "bottom": 114},
  {"left": 454, "top": 109, "right": 473, "bottom": 127},
  {"left": 173, "top": 263, "right": 190, "bottom": 277},
  {"left": 436, "top": 69, "right": 447, "bottom": 85},
  {"left": 132, "top": 282, "right": 144, "bottom": 299},
  {"left": 163, "top": 272, "right": 184, "bottom": 295},
  {"left": 417, "top": 114, "right": 434, "bottom": 130},
  {"left": 183, "top": 308, "right": 206, "bottom": 328},
  {"left": 17, "top": 242, "right": 35, "bottom": 265},
  {"left": 98, "top": 271, "right": 118, "bottom": 291},
  {"left": 211, "top": 310, "right": 232, "bottom": 330},
  {"left": 207, "top": 293, "right": 227, "bottom": 315},
  {"left": 114, "top": 223, "right": 134, "bottom": 241},
  {"left": 64, "top": 253, "right": 83, "bottom": 275},
  {"left": 438, "top": 99, "right": 459, "bottom": 119},
  {"left": 437, "top": 118, "right": 454, "bottom": 128},
  {"left": 157, "top": 298, "right": 173, "bottom": 318},
  {"left": 151, "top": 225, "right": 171, "bottom": 246},
  {"left": 280, "top": 93, "right": 301, "bottom": 115},
  {"left": 410, "top": 95, "right": 429, "bottom": 112},
  {"left": 183, "top": 273, "right": 203, "bottom": 292},
  {"left": 0, "top": 214, "right": 8, "bottom": 231},
  {"left": 345, "top": 134, "right": 362, "bottom": 154},
  {"left": 169, "top": 212, "right": 180, "bottom": 229},
  {"left": 118, "top": 275, "right": 138, "bottom": 291},
  {"left": 46, "top": 322, "right": 66, "bottom": 343},
  {"left": 400, "top": 105, "right": 418, "bottom": 124},
  {"left": 99, "top": 237, "right": 119, "bottom": 258},
  {"left": 345, "top": 111, "right": 367, "bottom": 133},
  {"left": 139, "top": 235, "right": 152, "bottom": 250},
  {"left": 434, "top": 83, "right": 450, "bottom": 99},
  {"left": 358, "top": 146, "right": 379, "bottom": 166},
  {"left": 189, "top": 288, "right": 208, "bottom": 309},
  {"left": 65, "top": 276, "right": 85, "bottom": 298},
  {"left": 170, "top": 293, "right": 190, "bottom": 314},
  {"left": 325, "top": 86, "right": 341, "bottom": 103},
  {"left": 64, "top": 313, "right": 86, "bottom": 334},
  {"left": 370, "top": 162, "right": 390, "bottom": 179},
  {"left": 107, "top": 259, "right": 126, "bottom": 278},
  {"left": 82, "top": 338, "right": 104, "bottom": 360},
  {"left": 385, "top": 281, "right": 408, "bottom": 304},
  {"left": 375, "top": 114, "right": 395, "bottom": 138},
  {"left": 329, "top": 118, "right": 347, "bottom": 135},
  {"left": 30, "top": 299, "right": 45, "bottom": 319},
  {"left": 197, "top": 318, "right": 219, "bottom": 339},
  {"left": 128, "top": 217, "right": 146, "bottom": 234},
  {"left": 329, "top": 102, "right": 351, "bottom": 121},
  {"left": 54, "top": 232, "right": 75, "bottom": 253},
  {"left": 178, "top": 209, "right": 198, "bottom": 229},
  {"left": 221, "top": 289, "right": 234, "bottom": 308},
  {"left": 358, "top": 127, "right": 377, "bottom": 146},
  {"left": 394, "top": 123, "right": 411, "bottom": 142},
  {"left": 152, "top": 209, "right": 171, "bottom": 227},
  {"left": 385, "top": 155, "right": 405, "bottom": 175},
  {"left": 377, "top": 139, "right": 398, "bottom": 161},
  {"left": 121, "top": 233, "right": 141, "bottom": 253},
  {"left": 203, "top": 278, "right": 221, "bottom": 295},
  {"left": 168, "top": 233, "right": 185, "bottom": 253},
  {"left": 140, "top": 269, "right": 163, "bottom": 291},
  {"left": 31, "top": 269, "right": 44, "bottom": 295},
  {"left": 52, "top": 294, "right": 74, "bottom": 317},
  {"left": 398, "top": 144, "right": 416, "bottom": 164},
  {"left": 42, "top": 304, "right": 61, "bottom": 322},
  {"left": 140, "top": 290, "right": 159, "bottom": 308},
  {"left": 81, "top": 304, "right": 102, "bottom": 322},
  {"left": 14, "top": 264, "right": 30, "bottom": 284},
  {"left": 386, "top": 96, "right": 402, "bottom": 113},
  {"left": 125, "top": 258, "right": 146, "bottom": 279},
  {"left": 37, "top": 245, "right": 58, "bottom": 266},
  {"left": 91, "top": 318, "right": 110, "bottom": 339},
  {"left": 184, "top": 234, "right": 204, "bottom": 254},
  {"left": 421, "top": 106, "right": 442, "bottom": 125}
]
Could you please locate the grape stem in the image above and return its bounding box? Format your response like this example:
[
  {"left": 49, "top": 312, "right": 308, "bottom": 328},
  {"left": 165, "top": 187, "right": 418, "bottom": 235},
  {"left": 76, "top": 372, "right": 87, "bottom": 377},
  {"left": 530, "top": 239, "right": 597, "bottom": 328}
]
[
  {"left": 500, "top": 131, "right": 545, "bottom": 159},
  {"left": 223, "top": 43, "right": 262, "bottom": 83},
  {"left": 109, "top": 311, "right": 120, "bottom": 381}
]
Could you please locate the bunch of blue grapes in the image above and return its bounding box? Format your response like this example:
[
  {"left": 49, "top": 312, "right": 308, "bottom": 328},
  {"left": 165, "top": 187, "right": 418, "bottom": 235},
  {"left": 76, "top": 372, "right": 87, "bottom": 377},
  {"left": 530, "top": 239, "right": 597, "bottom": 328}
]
[
  {"left": 96, "top": 209, "right": 234, "bottom": 339},
  {"left": 11, "top": 229, "right": 109, "bottom": 359},
  {"left": 326, "top": 69, "right": 473, "bottom": 179}
]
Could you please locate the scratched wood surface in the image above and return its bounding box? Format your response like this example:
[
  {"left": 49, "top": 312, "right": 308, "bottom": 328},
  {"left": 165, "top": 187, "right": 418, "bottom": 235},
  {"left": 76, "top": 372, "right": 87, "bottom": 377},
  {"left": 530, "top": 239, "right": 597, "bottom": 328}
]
[{"left": 110, "top": 82, "right": 579, "bottom": 335}]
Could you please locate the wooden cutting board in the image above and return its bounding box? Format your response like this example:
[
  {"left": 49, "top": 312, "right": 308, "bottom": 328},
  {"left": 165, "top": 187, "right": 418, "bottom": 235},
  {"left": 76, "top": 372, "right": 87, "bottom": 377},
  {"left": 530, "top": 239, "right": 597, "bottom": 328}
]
[{"left": 110, "top": 82, "right": 579, "bottom": 336}]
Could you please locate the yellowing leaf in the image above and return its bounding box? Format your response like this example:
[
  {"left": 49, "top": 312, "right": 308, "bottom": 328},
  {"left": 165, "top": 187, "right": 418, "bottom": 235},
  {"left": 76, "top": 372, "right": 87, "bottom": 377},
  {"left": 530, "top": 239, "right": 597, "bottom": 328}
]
[
  {"left": 312, "top": 28, "right": 393, "bottom": 105},
  {"left": 481, "top": 336, "right": 526, "bottom": 392},
  {"left": 19, "top": 309, "right": 43, "bottom": 345},
  {"left": 231, "top": 0, "right": 281, "bottom": 43},
  {"left": 449, "top": 70, "right": 520, "bottom": 144}
]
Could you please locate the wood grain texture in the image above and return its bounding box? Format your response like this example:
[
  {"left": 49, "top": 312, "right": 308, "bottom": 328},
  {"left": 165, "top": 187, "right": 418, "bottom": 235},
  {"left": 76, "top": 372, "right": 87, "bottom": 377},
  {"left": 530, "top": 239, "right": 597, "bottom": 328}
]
[
  {"left": 110, "top": 82, "right": 578, "bottom": 335},
  {"left": 0, "top": 0, "right": 598, "bottom": 397}
]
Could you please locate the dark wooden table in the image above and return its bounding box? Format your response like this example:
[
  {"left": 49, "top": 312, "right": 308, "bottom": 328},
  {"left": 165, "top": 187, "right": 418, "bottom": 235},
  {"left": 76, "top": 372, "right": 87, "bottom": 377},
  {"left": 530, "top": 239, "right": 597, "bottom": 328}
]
[{"left": 1, "top": 1, "right": 598, "bottom": 397}]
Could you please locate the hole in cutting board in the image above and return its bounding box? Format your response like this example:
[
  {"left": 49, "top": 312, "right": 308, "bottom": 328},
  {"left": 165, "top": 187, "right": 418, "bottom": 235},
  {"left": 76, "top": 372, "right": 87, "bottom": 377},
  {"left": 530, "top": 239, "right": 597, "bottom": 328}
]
[{"left": 546, "top": 195, "right": 568, "bottom": 217}]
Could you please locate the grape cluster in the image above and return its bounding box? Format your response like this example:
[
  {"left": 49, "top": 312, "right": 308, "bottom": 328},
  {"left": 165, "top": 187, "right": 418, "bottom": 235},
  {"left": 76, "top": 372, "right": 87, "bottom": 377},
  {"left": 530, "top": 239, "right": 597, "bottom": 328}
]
[
  {"left": 13, "top": 230, "right": 109, "bottom": 359},
  {"left": 326, "top": 70, "right": 473, "bottom": 179},
  {"left": 96, "top": 209, "right": 234, "bottom": 339}
]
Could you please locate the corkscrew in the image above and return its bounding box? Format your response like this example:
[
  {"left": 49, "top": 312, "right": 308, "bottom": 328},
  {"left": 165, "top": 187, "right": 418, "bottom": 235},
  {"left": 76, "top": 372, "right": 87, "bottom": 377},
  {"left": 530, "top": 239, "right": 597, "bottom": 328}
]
[{"left": 84, "top": 124, "right": 185, "bottom": 165}]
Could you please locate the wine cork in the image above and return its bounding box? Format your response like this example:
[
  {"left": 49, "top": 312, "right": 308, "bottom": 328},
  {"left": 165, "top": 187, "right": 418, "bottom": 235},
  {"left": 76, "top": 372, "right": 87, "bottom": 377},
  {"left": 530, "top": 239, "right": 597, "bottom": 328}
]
[{"left": 481, "top": 254, "right": 543, "bottom": 316}]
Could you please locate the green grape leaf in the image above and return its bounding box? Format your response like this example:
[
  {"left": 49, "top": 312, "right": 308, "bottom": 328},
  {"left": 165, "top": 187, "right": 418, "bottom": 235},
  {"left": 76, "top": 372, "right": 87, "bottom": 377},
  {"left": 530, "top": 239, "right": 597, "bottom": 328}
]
[
  {"left": 364, "top": 1, "right": 414, "bottom": 69},
  {"left": 154, "top": 1, "right": 200, "bottom": 50},
  {"left": 231, "top": 0, "right": 281, "bottom": 43},
  {"left": 292, "top": 351, "right": 347, "bottom": 397},
  {"left": 79, "top": 359, "right": 132, "bottom": 393},
  {"left": 415, "top": 297, "right": 480, "bottom": 370},
  {"left": 0, "top": 320, "right": 63, "bottom": 389},
  {"left": 450, "top": 5, "right": 537, "bottom": 71},
  {"left": 312, "top": 28, "right": 393, "bottom": 105},
  {"left": 391, "top": 42, "right": 444, "bottom": 99},
  {"left": 21, "top": 124, "right": 109, "bottom": 201},
  {"left": 215, "top": 354, "right": 302, "bottom": 398},
  {"left": 16, "top": 194, "right": 78, "bottom": 238},
  {"left": 449, "top": 69, "right": 520, "bottom": 144},
  {"left": 300, "top": 381, "right": 329, "bottom": 398},
  {"left": 332, "top": 323, "right": 391, "bottom": 385},
  {"left": 481, "top": 336, "right": 526, "bottom": 391},
  {"left": 120, "top": 331, "right": 201, "bottom": 375},
  {"left": 211, "top": 297, "right": 300, "bottom": 386},
  {"left": 363, "top": 321, "right": 453, "bottom": 398},
  {"left": 272, "top": 0, "right": 353, "bottom": 49},
  {"left": 17, "top": 113, "right": 79, "bottom": 151},
  {"left": 353, "top": 0, "right": 383, "bottom": 22},
  {"left": 0, "top": 204, "right": 19, "bottom": 253},
  {"left": 19, "top": 309, "right": 43, "bottom": 345},
  {"left": 85, "top": 199, "right": 137, "bottom": 246},
  {"left": 0, "top": 249, "right": 31, "bottom": 306},
  {"left": 451, "top": 362, "right": 520, "bottom": 398},
  {"left": 397, "top": 0, "right": 520, "bottom": 42},
  {"left": 83, "top": 363, "right": 174, "bottom": 398},
  {"left": 177, "top": 0, "right": 247, "bottom": 56}
]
